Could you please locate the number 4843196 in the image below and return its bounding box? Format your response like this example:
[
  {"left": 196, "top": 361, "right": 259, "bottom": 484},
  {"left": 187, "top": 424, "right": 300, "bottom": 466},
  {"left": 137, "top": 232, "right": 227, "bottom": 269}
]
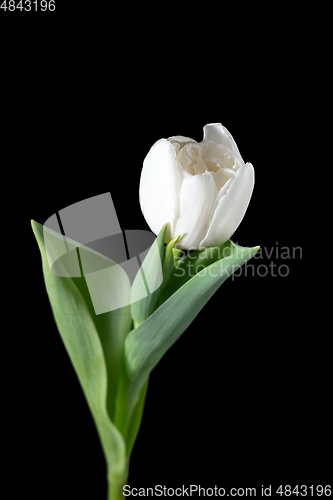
[
  {"left": 276, "top": 485, "right": 331, "bottom": 496},
  {"left": 0, "top": 0, "right": 55, "bottom": 10}
]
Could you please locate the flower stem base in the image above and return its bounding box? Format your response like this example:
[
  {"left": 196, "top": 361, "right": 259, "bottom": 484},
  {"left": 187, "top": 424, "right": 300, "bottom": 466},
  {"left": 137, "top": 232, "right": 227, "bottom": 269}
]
[{"left": 108, "top": 480, "right": 126, "bottom": 500}]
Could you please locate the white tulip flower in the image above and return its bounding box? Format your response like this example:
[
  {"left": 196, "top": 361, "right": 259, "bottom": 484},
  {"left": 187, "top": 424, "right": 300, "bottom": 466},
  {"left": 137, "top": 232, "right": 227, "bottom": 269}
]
[{"left": 139, "top": 123, "right": 254, "bottom": 250}]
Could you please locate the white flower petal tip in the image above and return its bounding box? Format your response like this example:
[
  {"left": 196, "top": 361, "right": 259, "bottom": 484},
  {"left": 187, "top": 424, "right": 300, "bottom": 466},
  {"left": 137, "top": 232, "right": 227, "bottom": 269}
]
[{"left": 203, "top": 123, "right": 244, "bottom": 164}]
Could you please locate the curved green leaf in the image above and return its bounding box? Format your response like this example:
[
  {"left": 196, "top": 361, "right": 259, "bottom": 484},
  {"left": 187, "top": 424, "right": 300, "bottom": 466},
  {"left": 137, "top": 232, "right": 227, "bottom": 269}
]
[
  {"left": 31, "top": 220, "right": 129, "bottom": 483},
  {"left": 124, "top": 241, "right": 260, "bottom": 414},
  {"left": 159, "top": 240, "right": 235, "bottom": 304},
  {"left": 130, "top": 223, "right": 167, "bottom": 328}
]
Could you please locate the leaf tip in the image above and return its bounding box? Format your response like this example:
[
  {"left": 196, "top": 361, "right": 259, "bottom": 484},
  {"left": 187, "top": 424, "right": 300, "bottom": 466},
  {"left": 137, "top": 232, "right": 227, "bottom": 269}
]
[
  {"left": 247, "top": 245, "right": 260, "bottom": 260},
  {"left": 174, "top": 234, "right": 183, "bottom": 246}
]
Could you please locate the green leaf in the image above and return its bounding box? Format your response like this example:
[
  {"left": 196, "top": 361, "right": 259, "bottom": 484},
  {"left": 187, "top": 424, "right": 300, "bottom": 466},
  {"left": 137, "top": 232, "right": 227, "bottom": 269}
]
[
  {"left": 31, "top": 220, "right": 131, "bottom": 483},
  {"left": 124, "top": 379, "right": 148, "bottom": 457},
  {"left": 172, "top": 247, "right": 183, "bottom": 264},
  {"left": 124, "top": 241, "right": 260, "bottom": 414},
  {"left": 161, "top": 234, "right": 182, "bottom": 294},
  {"left": 130, "top": 223, "right": 167, "bottom": 328},
  {"left": 160, "top": 240, "right": 235, "bottom": 305}
]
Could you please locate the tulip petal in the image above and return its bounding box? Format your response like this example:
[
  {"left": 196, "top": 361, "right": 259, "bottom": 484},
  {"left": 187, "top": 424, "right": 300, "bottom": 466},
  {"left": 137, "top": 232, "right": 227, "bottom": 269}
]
[
  {"left": 203, "top": 123, "right": 244, "bottom": 164},
  {"left": 199, "top": 163, "right": 254, "bottom": 249},
  {"left": 168, "top": 135, "right": 197, "bottom": 145},
  {"left": 168, "top": 136, "right": 197, "bottom": 155},
  {"left": 139, "top": 139, "right": 182, "bottom": 241},
  {"left": 174, "top": 171, "right": 218, "bottom": 249},
  {"left": 200, "top": 141, "right": 243, "bottom": 171},
  {"left": 209, "top": 169, "right": 235, "bottom": 191}
]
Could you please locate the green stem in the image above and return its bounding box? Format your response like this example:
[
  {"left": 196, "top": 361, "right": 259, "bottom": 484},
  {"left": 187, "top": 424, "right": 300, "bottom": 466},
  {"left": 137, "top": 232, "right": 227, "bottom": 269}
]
[{"left": 108, "top": 478, "right": 127, "bottom": 500}]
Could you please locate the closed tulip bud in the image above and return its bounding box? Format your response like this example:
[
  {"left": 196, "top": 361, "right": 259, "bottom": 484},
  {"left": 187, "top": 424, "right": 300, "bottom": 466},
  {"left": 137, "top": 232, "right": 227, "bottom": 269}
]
[{"left": 139, "top": 123, "right": 254, "bottom": 250}]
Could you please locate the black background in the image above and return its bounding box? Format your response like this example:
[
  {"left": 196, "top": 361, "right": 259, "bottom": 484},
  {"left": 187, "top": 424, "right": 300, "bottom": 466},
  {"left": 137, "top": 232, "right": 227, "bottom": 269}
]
[{"left": 2, "top": 4, "right": 326, "bottom": 500}]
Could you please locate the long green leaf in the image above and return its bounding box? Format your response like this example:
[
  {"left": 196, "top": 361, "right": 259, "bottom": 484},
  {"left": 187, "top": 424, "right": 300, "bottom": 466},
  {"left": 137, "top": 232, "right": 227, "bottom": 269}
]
[
  {"left": 124, "top": 241, "right": 260, "bottom": 414},
  {"left": 130, "top": 223, "right": 167, "bottom": 328},
  {"left": 159, "top": 239, "right": 235, "bottom": 304},
  {"left": 32, "top": 220, "right": 129, "bottom": 483}
]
